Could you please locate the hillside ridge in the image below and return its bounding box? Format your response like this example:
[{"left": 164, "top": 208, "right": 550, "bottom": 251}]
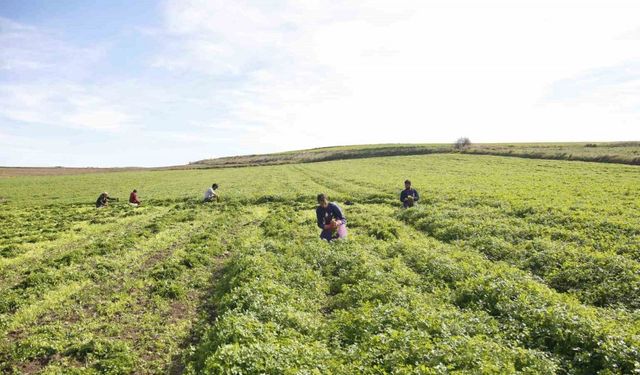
[{"left": 189, "top": 141, "right": 640, "bottom": 168}]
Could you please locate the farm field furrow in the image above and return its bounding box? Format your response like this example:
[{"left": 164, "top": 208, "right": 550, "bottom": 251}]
[
  {"left": 1, "top": 154, "right": 638, "bottom": 374},
  {"left": 0, "top": 208, "right": 170, "bottom": 320}
]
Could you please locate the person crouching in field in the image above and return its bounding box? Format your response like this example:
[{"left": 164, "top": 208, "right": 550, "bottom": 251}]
[
  {"left": 316, "top": 193, "right": 347, "bottom": 242},
  {"left": 129, "top": 189, "right": 141, "bottom": 206},
  {"left": 96, "top": 192, "right": 117, "bottom": 208},
  {"left": 204, "top": 183, "right": 219, "bottom": 203},
  {"left": 400, "top": 179, "right": 419, "bottom": 208}
]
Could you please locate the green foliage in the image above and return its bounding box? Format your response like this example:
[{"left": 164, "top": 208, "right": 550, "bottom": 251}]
[
  {"left": 0, "top": 153, "right": 638, "bottom": 373},
  {"left": 398, "top": 201, "right": 640, "bottom": 309},
  {"left": 66, "top": 338, "right": 136, "bottom": 374}
]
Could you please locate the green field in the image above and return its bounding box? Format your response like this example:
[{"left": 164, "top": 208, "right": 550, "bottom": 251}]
[{"left": 1, "top": 154, "right": 639, "bottom": 374}]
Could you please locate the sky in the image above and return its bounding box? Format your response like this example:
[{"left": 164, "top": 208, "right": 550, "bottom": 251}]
[{"left": 1, "top": 0, "right": 640, "bottom": 167}]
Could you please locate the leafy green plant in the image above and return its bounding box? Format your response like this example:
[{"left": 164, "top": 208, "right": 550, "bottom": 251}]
[{"left": 1, "top": 153, "right": 638, "bottom": 373}]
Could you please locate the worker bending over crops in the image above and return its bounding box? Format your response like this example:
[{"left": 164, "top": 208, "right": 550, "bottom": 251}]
[
  {"left": 316, "top": 193, "right": 347, "bottom": 241},
  {"left": 204, "top": 183, "right": 219, "bottom": 203},
  {"left": 400, "top": 179, "right": 419, "bottom": 208},
  {"left": 129, "top": 189, "right": 141, "bottom": 206},
  {"left": 96, "top": 192, "right": 117, "bottom": 208}
]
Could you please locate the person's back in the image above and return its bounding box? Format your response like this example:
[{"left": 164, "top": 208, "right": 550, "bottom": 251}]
[
  {"left": 129, "top": 189, "right": 140, "bottom": 205},
  {"left": 204, "top": 187, "right": 213, "bottom": 200},
  {"left": 96, "top": 193, "right": 106, "bottom": 208},
  {"left": 96, "top": 192, "right": 111, "bottom": 208},
  {"left": 96, "top": 192, "right": 117, "bottom": 208}
]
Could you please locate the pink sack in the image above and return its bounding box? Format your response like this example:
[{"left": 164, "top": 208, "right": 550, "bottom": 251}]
[{"left": 336, "top": 224, "right": 348, "bottom": 239}]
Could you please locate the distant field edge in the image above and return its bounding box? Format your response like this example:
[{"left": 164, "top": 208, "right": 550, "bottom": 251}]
[
  {"left": 1, "top": 141, "right": 639, "bottom": 177},
  {"left": 462, "top": 148, "right": 640, "bottom": 166}
]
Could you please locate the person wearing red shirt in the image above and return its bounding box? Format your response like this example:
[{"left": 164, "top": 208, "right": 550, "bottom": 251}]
[{"left": 129, "top": 189, "right": 141, "bottom": 206}]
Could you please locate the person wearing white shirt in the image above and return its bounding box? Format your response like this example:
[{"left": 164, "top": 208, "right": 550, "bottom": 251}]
[{"left": 204, "top": 183, "right": 219, "bottom": 203}]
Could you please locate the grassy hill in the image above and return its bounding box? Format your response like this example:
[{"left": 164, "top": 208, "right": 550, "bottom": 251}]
[{"left": 189, "top": 141, "right": 640, "bottom": 168}]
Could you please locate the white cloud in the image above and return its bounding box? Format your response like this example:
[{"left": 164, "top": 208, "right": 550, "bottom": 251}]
[
  {"left": 618, "top": 25, "right": 640, "bottom": 40},
  {"left": 544, "top": 62, "right": 640, "bottom": 113},
  {"left": 0, "top": 83, "right": 134, "bottom": 131},
  {"left": 153, "top": 0, "right": 640, "bottom": 152},
  {"left": 64, "top": 109, "right": 132, "bottom": 131},
  {"left": 0, "top": 18, "right": 134, "bottom": 132},
  {"left": 0, "top": 17, "right": 105, "bottom": 76}
]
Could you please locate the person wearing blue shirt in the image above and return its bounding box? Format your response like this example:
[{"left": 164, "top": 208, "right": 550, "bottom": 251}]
[
  {"left": 316, "top": 193, "right": 347, "bottom": 241},
  {"left": 400, "top": 179, "right": 419, "bottom": 208}
]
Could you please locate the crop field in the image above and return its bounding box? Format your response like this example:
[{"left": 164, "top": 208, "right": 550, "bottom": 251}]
[{"left": 1, "top": 154, "right": 639, "bottom": 374}]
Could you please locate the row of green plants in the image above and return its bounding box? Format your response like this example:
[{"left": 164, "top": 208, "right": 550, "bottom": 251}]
[
  {"left": 385, "top": 230, "right": 639, "bottom": 374},
  {"left": 357, "top": 204, "right": 640, "bottom": 373},
  {"left": 0, "top": 202, "right": 258, "bottom": 373},
  {"left": 1, "top": 199, "right": 638, "bottom": 373},
  {"left": 398, "top": 201, "right": 640, "bottom": 309},
  {"left": 0, "top": 207, "right": 169, "bottom": 321},
  {"left": 187, "top": 204, "right": 640, "bottom": 374},
  {"left": 0, "top": 204, "right": 112, "bottom": 251}
]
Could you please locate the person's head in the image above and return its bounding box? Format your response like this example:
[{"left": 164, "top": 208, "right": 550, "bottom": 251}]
[
  {"left": 317, "top": 193, "right": 328, "bottom": 208},
  {"left": 212, "top": 183, "right": 219, "bottom": 190},
  {"left": 133, "top": 189, "right": 137, "bottom": 193},
  {"left": 404, "top": 180, "right": 411, "bottom": 189}
]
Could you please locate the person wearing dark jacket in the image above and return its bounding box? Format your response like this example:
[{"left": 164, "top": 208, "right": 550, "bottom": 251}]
[
  {"left": 96, "top": 192, "right": 117, "bottom": 208},
  {"left": 400, "top": 180, "right": 419, "bottom": 208},
  {"left": 316, "top": 193, "right": 347, "bottom": 241}
]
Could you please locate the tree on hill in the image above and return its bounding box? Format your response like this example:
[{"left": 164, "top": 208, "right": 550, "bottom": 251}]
[{"left": 454, "top": 137, "right": 471, "bottom": 150}]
